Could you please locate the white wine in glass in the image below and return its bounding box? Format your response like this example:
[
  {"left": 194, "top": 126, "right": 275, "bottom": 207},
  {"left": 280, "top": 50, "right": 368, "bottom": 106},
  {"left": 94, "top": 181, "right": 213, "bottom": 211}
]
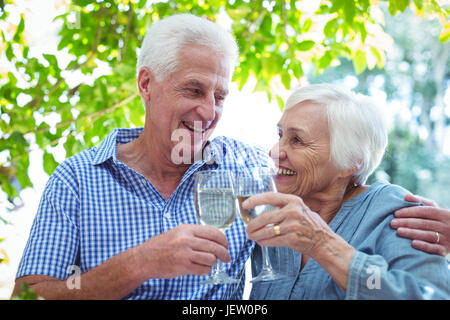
[
  {"left": 236, "top": 167, "right": 286, "bottom": 282},
  {"left": 194, "top": 170, "right": 239, "bottom": 285}
]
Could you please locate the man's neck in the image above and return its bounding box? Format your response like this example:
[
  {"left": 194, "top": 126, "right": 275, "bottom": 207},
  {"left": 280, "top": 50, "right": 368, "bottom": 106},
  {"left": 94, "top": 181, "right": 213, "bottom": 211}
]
[{"left": 116, "top": 130, "right": 190, "bottom": 200}]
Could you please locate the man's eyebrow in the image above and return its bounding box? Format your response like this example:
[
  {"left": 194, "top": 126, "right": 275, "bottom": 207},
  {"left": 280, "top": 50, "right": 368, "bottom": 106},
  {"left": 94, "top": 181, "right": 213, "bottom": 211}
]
[
  {"left": 184, "top": 79, "right": 205, "bottom": 88},
  {"left": 216, "top": 88, "right": 229, "bottom": 96},
  {"left": 183, "top": 79, "right": 228, "bottom": 96}
]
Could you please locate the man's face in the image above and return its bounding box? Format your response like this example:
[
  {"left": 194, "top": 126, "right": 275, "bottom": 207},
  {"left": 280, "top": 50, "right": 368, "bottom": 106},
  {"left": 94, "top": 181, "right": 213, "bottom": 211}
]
[{"left": 143, "top": 45, "right": 231, "bottom": 164}]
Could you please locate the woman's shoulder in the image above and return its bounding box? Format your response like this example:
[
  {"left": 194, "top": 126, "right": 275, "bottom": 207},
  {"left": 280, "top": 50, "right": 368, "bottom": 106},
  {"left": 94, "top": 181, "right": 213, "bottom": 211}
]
[
  {"left": 358, "top": 180, "right": 414, "bottom": 212},
  {"left": 344, "top": 180, "right": 418, "bottom": 231}
]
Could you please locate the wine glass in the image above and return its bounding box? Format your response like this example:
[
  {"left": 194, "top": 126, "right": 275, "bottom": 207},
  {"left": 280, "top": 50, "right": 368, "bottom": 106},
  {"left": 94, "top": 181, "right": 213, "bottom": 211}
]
[
  {"left": 236, "top": 167, "right": 286, "bottom": 282},
  {"left": 194, "top": 170, "right": 240, "bottom": 284}
]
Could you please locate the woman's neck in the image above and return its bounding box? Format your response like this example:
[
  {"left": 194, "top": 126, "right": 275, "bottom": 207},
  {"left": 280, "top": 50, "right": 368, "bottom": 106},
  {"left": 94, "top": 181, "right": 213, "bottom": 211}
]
[{"left": 303, "top": 183, "right": 366, "bottom": 224}]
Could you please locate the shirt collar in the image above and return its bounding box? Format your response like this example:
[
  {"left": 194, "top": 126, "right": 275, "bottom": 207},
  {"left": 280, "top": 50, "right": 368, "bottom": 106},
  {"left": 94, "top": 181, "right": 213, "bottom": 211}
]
[
  {"left": 92, "top": 128, "right": 226, "bottom": 166},
  {"left": 92, "top": 127, "right": 143, "bottom": 165}
]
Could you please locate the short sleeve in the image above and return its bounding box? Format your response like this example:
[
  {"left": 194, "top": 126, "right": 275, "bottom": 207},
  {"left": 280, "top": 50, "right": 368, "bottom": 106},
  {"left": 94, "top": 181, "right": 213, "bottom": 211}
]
[{"left": 16, "top": 170, "right": 80, "bottom": 280}]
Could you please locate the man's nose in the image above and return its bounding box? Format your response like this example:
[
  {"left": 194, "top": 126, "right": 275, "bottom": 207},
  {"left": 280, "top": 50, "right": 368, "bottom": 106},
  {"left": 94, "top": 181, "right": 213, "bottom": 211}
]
[{"left": 196, "top": 93, "right": 216, "bottom": 121}]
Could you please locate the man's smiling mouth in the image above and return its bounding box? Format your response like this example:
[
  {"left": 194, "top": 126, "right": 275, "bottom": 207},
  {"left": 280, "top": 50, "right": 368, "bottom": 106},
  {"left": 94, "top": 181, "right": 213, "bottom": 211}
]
[{"left": 182, "top": 121, "right": 208, "bottom": 133}]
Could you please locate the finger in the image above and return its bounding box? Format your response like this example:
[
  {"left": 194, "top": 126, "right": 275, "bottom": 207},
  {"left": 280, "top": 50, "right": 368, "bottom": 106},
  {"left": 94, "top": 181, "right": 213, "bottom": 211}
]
[
  {"left": 396, "top": 227, "right": 440, "bottom": 244},
  {"left": 188, "top": 262, "right": 213, "bottom": 276},
  {"left": 411, "top": 240, "right": 447, "bottom": 256},
  {"left": 391, "top": 218, "right": 441, "bottom": 232},
  {"left": 256, "top": 234, "right": 291, "bottom": 247},
  {"left": 189, "top": 250, "right": 219, "bottom": 267},
  {"left": 242, "top": 192, "right": 299, "bottom": 210},
  {"left": 192, "top": 225, "right": 229, "bottom": 249},
  {"left": 247, "top": 224, "right": 281, "bottom": 242},
  {"left": 393, "top": 206, "right": 443, "bottom": 220},
  {"left": 191, "top": 238, "right": 231, "bottom": 263},
  {"left": 246, "top": 209, "right": 284, "bottom": 234},
  {"left": 404, "top": 194, "right": 438, "bottom": 207}
]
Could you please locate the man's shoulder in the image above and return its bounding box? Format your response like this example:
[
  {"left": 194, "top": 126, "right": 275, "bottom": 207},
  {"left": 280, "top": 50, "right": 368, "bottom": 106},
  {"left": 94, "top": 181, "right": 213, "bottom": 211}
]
[
  {"left": 210, "top": 136, "right": 270, "bottom": 166},
  {"left": 48, "top": 147, "right": 98, "bottom": 185},
  {"left": 211, "top": 135, "right": 268, "bottom": 154},
  {"left": 60, "top": 147, "right": 97, "bottom": 170}
]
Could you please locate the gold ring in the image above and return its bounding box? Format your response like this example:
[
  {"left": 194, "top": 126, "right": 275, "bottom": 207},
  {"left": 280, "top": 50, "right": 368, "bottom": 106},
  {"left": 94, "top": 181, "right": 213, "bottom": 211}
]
[
  {"left": 435, "top": 232, "right": 440, "bottom": 244},
  {"left": 273, "top": 224, "right": 281, "bottom": 236}
]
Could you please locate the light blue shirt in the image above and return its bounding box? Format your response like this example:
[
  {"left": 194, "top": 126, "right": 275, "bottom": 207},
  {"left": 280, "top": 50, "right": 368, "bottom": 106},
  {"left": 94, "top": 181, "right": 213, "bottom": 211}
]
[
  {"left": 250, "top": 181, "right": 450, "bottom": 299},
  {"left": 16, "top": 128, "right": 271, "bottom": 300}
]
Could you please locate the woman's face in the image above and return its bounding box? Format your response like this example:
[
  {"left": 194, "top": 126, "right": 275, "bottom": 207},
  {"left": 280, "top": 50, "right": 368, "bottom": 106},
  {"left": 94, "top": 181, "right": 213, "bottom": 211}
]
[{"left": 270, "top": 101, "right": 343, "bottom": 198}]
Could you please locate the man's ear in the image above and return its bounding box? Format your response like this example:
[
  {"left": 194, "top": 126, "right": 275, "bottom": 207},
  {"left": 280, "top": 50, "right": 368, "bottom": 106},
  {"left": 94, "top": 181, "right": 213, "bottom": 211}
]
[{"left": 137, "top": 67, "right": 154, "bottom": 104}]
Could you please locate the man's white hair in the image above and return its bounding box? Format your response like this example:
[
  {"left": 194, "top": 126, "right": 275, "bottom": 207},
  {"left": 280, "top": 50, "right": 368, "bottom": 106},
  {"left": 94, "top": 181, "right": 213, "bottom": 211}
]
[
  {"left": 285, "top": 83, "right": 388, "bottom": 185},
  {"left": 136, "top": 13, "right": 238, "bottom": 82}
]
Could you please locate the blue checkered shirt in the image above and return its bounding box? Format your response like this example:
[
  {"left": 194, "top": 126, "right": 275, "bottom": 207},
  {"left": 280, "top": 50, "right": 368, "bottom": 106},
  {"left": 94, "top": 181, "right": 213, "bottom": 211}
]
[{"left": 16, "top": 128, "right": 271, "bottom": 299}]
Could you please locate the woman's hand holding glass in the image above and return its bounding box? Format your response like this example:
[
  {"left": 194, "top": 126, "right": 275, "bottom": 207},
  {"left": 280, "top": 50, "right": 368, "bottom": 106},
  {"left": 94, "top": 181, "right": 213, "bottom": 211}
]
[{"left": 236, "top": 167, "right": 286, "bottom": 282}]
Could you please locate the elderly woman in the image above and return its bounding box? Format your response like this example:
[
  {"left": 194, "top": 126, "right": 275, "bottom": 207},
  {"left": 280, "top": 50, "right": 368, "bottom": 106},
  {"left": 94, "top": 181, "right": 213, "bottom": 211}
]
[{"left": 244, "top": 84, "right": 449, "bottom": 299}]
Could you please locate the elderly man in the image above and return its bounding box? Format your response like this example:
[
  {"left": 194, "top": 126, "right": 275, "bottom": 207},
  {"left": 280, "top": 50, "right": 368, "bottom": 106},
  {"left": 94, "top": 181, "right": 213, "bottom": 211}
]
[{"left": 13, "top": 14, "right": 270, "bottom": 300}]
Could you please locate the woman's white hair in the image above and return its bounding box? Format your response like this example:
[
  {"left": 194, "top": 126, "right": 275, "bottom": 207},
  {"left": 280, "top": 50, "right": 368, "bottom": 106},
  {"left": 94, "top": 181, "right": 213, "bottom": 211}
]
[
  {"left": 136, "top": 14, "right": 238, "bottom": 82},
  {"left": 285, "top": 83, "right": 388, "bottom": 185}
]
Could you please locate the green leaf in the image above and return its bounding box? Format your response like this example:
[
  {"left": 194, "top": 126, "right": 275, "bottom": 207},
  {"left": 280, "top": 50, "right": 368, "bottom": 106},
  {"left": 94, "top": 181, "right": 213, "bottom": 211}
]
[
  {"left": 43, "top": 53, "right": 59, "bottom": 69},
  {"left": 10, "top": 282, "right": 41, "bottom": 300},
  {"left": 43, "top": 152, "right": 59, "bottom": 176},
  {"left": 0, "top": 175, "right": 18, "bottom": 199},
  {"left": 343, "top": 0, "right": 356, "bottom": 26},
  {"left": 13, "top": 14, "right": 25, "bottom": 42},
  {"left": 353, "top": 49, "right": 367, "bottom": 74},
  {"left": 226, "top": 6, "right": 251, "bottom": 20},
  {"left": 318, "top": 51, "right": 333, "bottom": 70},
  {"left": 324, "top": 18, "right": 339, "bottom": 39},
  {"left": 5, "top": 43, "right": 13, "bottom": 60},
  {"left": 261, "top": 14, "right": 272, "bottom": 36},
  {"left": 370, "top": 46, "right": 384, "bottom": 68},
  {"left": 388, "top": 0, "right": 409, "bottom": 15},
  {"left": 302, "top": 18, "right": 312, "bottom": 32},
  {"left": 281, "top": 70, "right": 291, "bottom": 89},
  {"left": 10, "top": 131, "right": 28, "bottom": 146},
  {"left": 276, "top": 95, "right": 284, "bottom": 112},
  {"left": 413, "top": 0, "right": 424, "bottom": 10},
  {"left": 439, "top": 23, "right": 450, "bottom": 42},
  {"left": 297, "top": 40, "right": 315, "bottom": 51}
]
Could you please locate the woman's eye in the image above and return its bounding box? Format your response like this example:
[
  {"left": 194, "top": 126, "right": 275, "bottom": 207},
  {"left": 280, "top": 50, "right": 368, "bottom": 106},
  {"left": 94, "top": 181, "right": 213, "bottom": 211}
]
[{"left": 293, "top": 137, "right": 302, "bottom": 144}]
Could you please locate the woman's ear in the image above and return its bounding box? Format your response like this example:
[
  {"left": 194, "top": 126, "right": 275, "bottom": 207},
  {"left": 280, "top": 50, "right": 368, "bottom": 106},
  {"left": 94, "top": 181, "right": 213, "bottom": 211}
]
[{"left": 338, "top": 162, "right": 360, "bottom": 179}]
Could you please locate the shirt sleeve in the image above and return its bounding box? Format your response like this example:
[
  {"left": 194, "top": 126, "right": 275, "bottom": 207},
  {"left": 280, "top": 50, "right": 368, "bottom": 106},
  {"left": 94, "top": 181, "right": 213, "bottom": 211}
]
[
  {"left": 346, "top": 248, "right": 450, "bottom": 300},
  {"left": 16, "top": 167, "right": 80, "bottom": 280}
]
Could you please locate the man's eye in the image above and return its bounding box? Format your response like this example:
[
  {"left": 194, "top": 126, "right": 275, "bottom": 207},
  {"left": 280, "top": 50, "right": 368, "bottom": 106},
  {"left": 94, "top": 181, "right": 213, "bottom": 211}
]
[{"left": 189, "top": 88, "right": 202, "bottom": 95}]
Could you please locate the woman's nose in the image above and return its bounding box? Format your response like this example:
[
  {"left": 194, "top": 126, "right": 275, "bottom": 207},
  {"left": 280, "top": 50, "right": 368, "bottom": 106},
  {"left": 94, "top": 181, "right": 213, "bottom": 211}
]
[{"left": 269, "top": 143, "right": 286, "bottom": 164}]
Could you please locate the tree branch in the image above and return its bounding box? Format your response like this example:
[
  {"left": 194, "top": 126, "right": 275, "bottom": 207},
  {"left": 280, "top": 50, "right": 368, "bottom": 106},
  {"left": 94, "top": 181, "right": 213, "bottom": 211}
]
[
  {"left": 33, "top": 92, "right": 139, "bottom": 135},
  {"left": 28, "top": 6, "right": 106, "bottom": 112}
]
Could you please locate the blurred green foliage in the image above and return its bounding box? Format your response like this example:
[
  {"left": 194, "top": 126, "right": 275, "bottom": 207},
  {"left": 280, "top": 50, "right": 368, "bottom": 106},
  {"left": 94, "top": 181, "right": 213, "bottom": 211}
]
[{"left": 0, "top": 0, "right": 448, "bottom": 210}]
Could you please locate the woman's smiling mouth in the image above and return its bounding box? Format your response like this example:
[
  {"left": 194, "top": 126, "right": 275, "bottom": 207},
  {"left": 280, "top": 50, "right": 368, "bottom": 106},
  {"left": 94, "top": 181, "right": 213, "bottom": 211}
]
[{"left": 277, "top": 167, "right": 297, "bottom": 176}]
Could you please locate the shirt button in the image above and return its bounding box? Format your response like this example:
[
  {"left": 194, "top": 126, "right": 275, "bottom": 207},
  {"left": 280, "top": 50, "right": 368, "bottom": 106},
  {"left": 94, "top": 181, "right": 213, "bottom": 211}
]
[{"left": 164, "top": 212, "right": 170, "bottom": 219}]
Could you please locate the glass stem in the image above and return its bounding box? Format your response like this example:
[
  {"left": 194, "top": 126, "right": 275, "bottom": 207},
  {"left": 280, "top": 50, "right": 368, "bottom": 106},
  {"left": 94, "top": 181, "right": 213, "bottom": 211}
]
[
  {"left": 213, "top": 260, "right": 225, "bottom": 276},
  {"left": 261, "top": 246, "right": 273, "bottom": 272}
]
